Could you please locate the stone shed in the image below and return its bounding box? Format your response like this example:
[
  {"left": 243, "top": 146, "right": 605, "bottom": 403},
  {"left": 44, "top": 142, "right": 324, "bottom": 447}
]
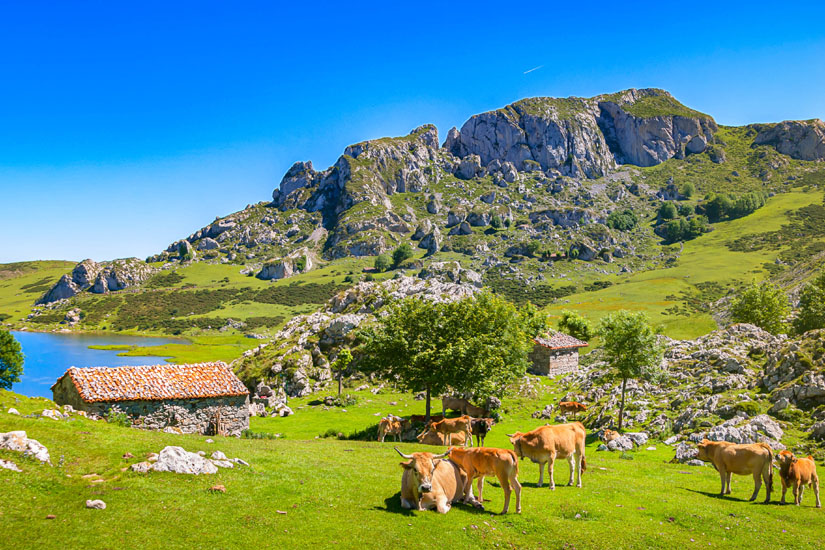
[
  {"left": 51, "top": 362, "right": 250, "bottom": 436},
  {"left": 529, "top": 332, "right": 588, "bottom": 376}
]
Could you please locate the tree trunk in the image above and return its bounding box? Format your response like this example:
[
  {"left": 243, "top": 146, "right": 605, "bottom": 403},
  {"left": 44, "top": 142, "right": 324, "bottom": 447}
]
[
  {"left": 337, "top": 371, "right": 342, "bottom": 396},
  {"left": 618, "top": 377, "right": 627, "bottom": 431},
  {"left": 425, "top": 386, "right": 431, "bottom": 423}
]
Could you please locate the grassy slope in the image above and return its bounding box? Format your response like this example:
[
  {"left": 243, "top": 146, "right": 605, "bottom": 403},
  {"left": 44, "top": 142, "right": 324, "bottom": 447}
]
[
  {"left": 0, "top": 261, "right": 75, "bottom": 322},
  {"left": 2, "top": 389, "right": 823, "bottom": 550}
]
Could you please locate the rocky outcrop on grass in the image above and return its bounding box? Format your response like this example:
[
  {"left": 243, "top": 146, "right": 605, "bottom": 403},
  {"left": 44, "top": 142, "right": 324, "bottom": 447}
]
[
  {"left": 130, "top": 445, "right": 248, "bottom": 475},
  {"left": 38, "top": 258, "right": 155, "bottom": 304},
  {"left": 753, "top": 119, "right": 825, "bottom": 161},
  {"left": 0, "top": 431, "right": 51, "bottom": 464}
]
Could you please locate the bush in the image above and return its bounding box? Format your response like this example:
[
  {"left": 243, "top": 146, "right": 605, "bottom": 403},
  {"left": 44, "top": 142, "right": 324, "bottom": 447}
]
[
  {"left": 734, "top": 401, "right": 760, "bottom": 416},
  {"left": 557, "top": 310, "right": 593, "bottom": 341},
  {"left": 490, "top": 215, "right": 502, "bottom": 229},
  {"left": 294, "top": 256, "right": 307, "bottom": 273},
  {"left": 730, "top": 281, "right": 790, "bottom": 334},
  {"left": 606, "top": 209, "right": 639, "bottom": 231},
  {"left": 374, "top": 253, "right": 392, "bottom": 272},
  {"left": 391, "top": 243, "right": 414, "bottom": 268},
  {"left": 793, "top": 269, "right": 825, "bottom": 335},
  {"left": 658, "top": 202, "right": 678, "bottom": 220},
  {"left": 103, "top": 406, "right": 131, "bottom": 427},
  {"left": 680, "top": 182, "right": 695, "bottom": 198},
  {"left": 678, "top": 203, "right": 695, "bottom": 217}
]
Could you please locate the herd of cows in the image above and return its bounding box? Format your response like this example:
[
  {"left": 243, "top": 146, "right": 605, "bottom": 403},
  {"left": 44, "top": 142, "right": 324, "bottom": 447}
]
[{"left": 380, "top": 397, "right": 822, "bottom": 514}]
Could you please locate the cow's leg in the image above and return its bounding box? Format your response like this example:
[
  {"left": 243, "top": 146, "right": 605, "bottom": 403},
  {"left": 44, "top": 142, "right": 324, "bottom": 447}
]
[
  {"left": 814, "top": 478, "right": 821, "bottom": 508},
  {"left": 749, "top": 471, "right": 762, "bottom": 502},
  {"left": 575, "top": 449, "right": 583, "bottom": 488},
  {"left": 537, "top": 461, "right": 545, "bottom": 488},
  {"left": 725, "top": 471, "right": 732, "bottom": 495},
  {"left": 795, "top": 482, "right": 804, "bottom": 506},
  {"left": 462, "top": 474, "right": 475, "bottom": 505},
  {"left": 762, "top": 464, "right": 772, "bottom": 503},
  {"left": 466, "top": 427, "right": 472, "bottom": 447},
  {"left": 781, "top": 476, "right": 788, "bottom": 504},
  {"left": 498, "top": 474, "right": 511, "bottom": 514},
  {"left": 548, "top": 452, "right": 557, "bottom": 490},
  {"left": 718, "top": 467, "right": 727, "bottom": 496},
  {"left": 566, "top": 455, "right": 575, "bottom": 486},
  {"left": 477, "top": 476, "right": 485, "bottom": 503},
  {"left": 435, "top": 496, "right": 451, "bottom": 514},
  {"left": 511, "top": 473, "right": 522, "bottom": 514},
  {"left": 401, "top": 497, "right": 414, "bottom": 509}
]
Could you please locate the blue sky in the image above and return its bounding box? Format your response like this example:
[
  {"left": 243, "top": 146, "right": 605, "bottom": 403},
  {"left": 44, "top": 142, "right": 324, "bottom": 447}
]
[{"left": 2, "top": 1, "right": 824, "bottom": 262}]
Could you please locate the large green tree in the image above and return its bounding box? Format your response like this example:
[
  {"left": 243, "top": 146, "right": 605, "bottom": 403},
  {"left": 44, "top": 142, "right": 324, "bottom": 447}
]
[
  {"left": 0, "top": 329, "right": 24, "bottom": 390},
  {"left": 558, "top": 310, "right": 594, "bottom": 341},
  {"left": 793, "top": 270, "right": 825, "bottom": 335},
  {"left": 598, "top": 311, "right": 664, "bottom": 430},
  {"left": 357, "top": 292, "right": 544, "bottom": 420},
  {"left": 730, "top": 281, "right": 790, "bottom": 334}
]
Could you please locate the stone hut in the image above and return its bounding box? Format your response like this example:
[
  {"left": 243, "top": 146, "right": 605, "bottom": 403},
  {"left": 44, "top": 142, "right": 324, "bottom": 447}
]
[
  {"left": 51, "top": 362, "right": 250, "bottom": 436},
  {"left": 529, "top": 332, "right": 588, "bottom": 376}
]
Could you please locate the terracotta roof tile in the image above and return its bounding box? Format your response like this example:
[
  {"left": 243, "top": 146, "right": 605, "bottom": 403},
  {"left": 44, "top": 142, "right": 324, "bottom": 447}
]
[
  {"left": 51, "top": 362, "right": 249, "bottom": 403},
  {"left": 534, "top": 332, "right": 588, "bottom": 350}
]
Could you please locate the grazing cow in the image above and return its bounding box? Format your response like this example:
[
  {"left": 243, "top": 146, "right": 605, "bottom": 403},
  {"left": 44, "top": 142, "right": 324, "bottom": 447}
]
[
  {"left": 600, "top": 429, "right": 620, "bottom": 443},
  {"left": 422, "top": 415, "right": 473, "bottom": 447},
  {"left": 448, "top": 447, "right": 522, "bottom": 514},
  {"left": 695, "top": 439, "right": 774, "bottom": 502},
  {"left": 471, "top": 418, "right": 495, "bottom": 447},
  {"left": 395, "top": 448, "right": 477, "bottom": 513},
  {"left": 442, "top": 396, "right": 469, "bottom": 416},
  {"left": 417, "top": 428, "right": 468, "bottom": 446},
  {"left": 507, "top": 422, "right": 586, "bottom": 489},
  {"left": 777, "top": 450, "right": 821, "bottom": 508},
  {"left": 464, "top": 402, "right": 489, "bottom": 418},
  {"left": 558, "top": 401, "right": 587, "bottom": 419},
  {"left": 408, "top": 414, "right": 445, "bottom": 424},
  {"left": 378, "top": 417, "right": 403, "bottom": 443}
]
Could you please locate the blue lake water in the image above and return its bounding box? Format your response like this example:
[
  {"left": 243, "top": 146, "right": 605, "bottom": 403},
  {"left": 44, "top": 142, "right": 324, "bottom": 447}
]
[{"left": 10, "top": 331, "right": 187, "bottom": 398}]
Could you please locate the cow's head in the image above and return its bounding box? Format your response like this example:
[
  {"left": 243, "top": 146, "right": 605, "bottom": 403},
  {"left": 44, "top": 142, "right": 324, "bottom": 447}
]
[
  {"left": 395, "top": 448, "right": 448, "bottom": 494},
  {"left": 696, "top": 439, "right": 711, "bottom": 461},
  {"left": 507, "top": 432, "right": 525, "bottom": 458}
]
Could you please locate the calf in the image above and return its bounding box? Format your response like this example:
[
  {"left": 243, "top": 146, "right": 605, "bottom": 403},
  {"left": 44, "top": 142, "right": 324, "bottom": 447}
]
[
  {"left": 395, "top": 448, "right": 477, "bottom": 513},
  {"left": 442, "top": 396, "right": 469, "bottom": 416},
  {"left": 422, "top": 415, "right": 473, "bottom": 447},
  {"left": 600, "top": 429, "right": 620, "bottom": 443},
  {"left": 471, "top": 418, "right": 495, "bottom": 447},
  {"left": 378, "top": 417, "right": 403, "bottom": 443},
  {"left": 695, "top": 439, "right": 773, "bottom": 502},
  {"left": 777, "top": 450, "right": 821, "bottom": 508},
  {"left": 558, "top": 401, "right": 587, "bottom": 419},
  {"left": 507, "top": 422, "right": 586, "bottom": 489},
  {"left": 448, "top": 446, "right": 522, "bottom": 514},
  {"left": 417, "top": 428, "right": 468, "bottom": 446}
]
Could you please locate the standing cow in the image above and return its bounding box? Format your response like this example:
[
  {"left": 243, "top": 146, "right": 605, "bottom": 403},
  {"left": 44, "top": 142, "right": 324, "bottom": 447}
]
[
  {"left": 471, "top": 418, "right": 495, "bottom": 447},
  {"left": 421, "top": 415, "right": 473, "bottom": 447},
  {"left": 448, "top": 446, "right": 522, "bottom": 514},
  {"left": 695, "top": 439, "right": 773, "bottom": 502},
  {"left": 777, "top": 450, "right": 821, "bottom": 508},
  {"left": 507, "top": 422, "right": 586, "bottom": 489}
]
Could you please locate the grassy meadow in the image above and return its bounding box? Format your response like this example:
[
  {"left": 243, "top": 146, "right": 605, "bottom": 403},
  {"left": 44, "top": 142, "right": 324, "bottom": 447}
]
[{"left": 2, "top": 388, "right": 824, "bottom": 550}]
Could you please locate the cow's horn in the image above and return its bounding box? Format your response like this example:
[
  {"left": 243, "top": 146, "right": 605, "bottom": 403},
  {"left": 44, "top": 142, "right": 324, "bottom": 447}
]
[
  {"left": 433, "top": 451, "right": 449, "bottom": 459},
  {"left": 505, "top": 433, "right": 515, "bottom": 438},
  {"left": 394, "top": 447, "right": 413, "bottom": 459}
]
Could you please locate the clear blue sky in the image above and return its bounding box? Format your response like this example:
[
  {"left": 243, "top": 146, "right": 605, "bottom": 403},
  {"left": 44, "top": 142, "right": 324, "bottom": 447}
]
[{"left": 2, "top": 1, "right": 824, "bottom": 263}]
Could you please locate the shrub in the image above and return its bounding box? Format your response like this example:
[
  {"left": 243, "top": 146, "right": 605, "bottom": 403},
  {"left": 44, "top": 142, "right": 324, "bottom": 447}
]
[
  {"left": 490, "top": 215, "right": 502, "bottom": 229},
  {"left": 606, "top": 209, "right": 638, "bottom": 231},
  {"left": 680, "top": 182, "right": 695, "bottom": 198},
  {"left": 557, "top": 310, "right": 593, "bottom": 341},
  {"left": 374, "top": 253, "right": 392, "bottom": 272},
  {"left": 678, "top": 203, "right": 695, "bottom": 217},
  {"left": 294, "top": 256, "right": 307, "bottom": 273},
  {"left": 103, "top": 406, "right": 131, "bottom": 427},
  {"left": 734, "top": 401, "right": 760, "bottom": 416},
  {"left": 730, "top": 281, "right": 790, "bottom": 334},
  {"left": 391, "top": 243, "right": 414, "bottom": 268},
  {"left": 793, "top": 269, "right": 825, "bottom": 335},
  {"left": 658, "top": 202, "right": 678, "bottom": 220}
]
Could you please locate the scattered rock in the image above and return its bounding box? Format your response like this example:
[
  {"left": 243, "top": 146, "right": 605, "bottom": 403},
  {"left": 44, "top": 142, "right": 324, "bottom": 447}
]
[
  {"left": 7, "top": 408, "right": 19, "bottom": 415},
  {"left": 0, "top": 459, "right": 21, "bottom": 472},
  {"left": 85, "top": 500, "right": 106, "bottom": 510},
  {"left": 149, "top": 446, "right": 218, "bottom": 475},
  {"left": 0, "top": 431, "right": 51, "bottom": 464}
]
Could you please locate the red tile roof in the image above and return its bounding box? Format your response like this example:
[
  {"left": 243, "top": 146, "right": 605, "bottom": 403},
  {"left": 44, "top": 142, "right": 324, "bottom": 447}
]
[
  {"left": 52, "top": 362, "right": 249, "bottom": 403},
  {"left": 534, "top": 332, "right": 588, "bottom": 350}
]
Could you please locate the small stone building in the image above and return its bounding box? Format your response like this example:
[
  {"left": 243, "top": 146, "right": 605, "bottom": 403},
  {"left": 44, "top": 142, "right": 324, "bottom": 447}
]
[
  {"left": 529, "top": 332, "right": 588, "bottom": 376},
  {"left": 51, "top": 362, "right": 250, "bottom": 436}
]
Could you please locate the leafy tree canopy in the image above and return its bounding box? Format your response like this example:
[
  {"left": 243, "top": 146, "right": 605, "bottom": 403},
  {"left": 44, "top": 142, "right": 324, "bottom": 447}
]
[
  {"left": 793, "top": 270, "right": 825, "bottom": 335},
  {"left": 0, "top": 329, "right": 24, "bottom": 390},
  {"left": 730, "top": 280, "right": 790, "bottom": 334}
]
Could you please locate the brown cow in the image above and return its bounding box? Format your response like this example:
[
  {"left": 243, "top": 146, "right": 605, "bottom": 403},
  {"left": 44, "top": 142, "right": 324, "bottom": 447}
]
[
  {"left": 507, "top": 422, "right": 586, "bottom": 489},
  {"left": 421, "top": 415, "right": 473, "bottom": 447},
  {"left": 395, "top": 448, "right": 478, "bottom": 513},
  {"left": 777, "top": 450, "right": 821, "bottom": 508},
  {"left": 464, "top": 402, "right": 489, "bottom": 418},
  {"left": 409, "top": 414, "right": 445, "bottom": 424},
  {"left": 378, "top": 417, "right": 403, "bottom": 443},
  {"left": 471, "top": 418, "right": 495, "bottom": 447},
  {"left": 695, "top": 439, "right": 773, "bottom": 502},
  {"left": 448, "top": 446, "right": 522, "bottom": 514},
  {"left": 600, "top": 429, "right": 620, "bottom": 443},
  {"left": 442, "top": 396, "right": 469, "bottom": 416},
  {"left": 559, "top": 401, "right": 587, "bottom": 419},
  {"left": 417, "top": 428, "right": 468, "bottom": 446}
]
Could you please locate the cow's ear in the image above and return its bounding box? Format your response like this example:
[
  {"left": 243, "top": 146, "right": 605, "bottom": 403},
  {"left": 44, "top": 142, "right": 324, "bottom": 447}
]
[{"left": 400, "top": 460, "right": 413, "bottom": 469}]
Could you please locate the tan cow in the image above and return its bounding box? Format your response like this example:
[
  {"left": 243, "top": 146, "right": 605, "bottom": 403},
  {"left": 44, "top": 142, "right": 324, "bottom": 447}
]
[
  {"left": 695, "top": 439, "right": 774, "bottom": 502},
  {"left": 408, "top": 414, "right": 445, "bottom": 424},
  {"left": 777, "top": 450, "right": 821, "bottom": 508},
  {"left": 422, "top": 415, "right": 473, "bottom": 447},
  {"left": 378, "top": 417, "right": 403, "bottom": 443},
  {"left": 417, "top": 428, "right": 468, "bottom": 446},
  {"left": 448, "top": 446, "right": 522, "bottom": 514},
  {"left": 559, "top": 401, "right": 587, "bottom": 419},
  {"left": 464, "top": 402, "right": 489, "bottom": 418},
  {"left": 600, "top": 429, "right": 620, "bottom": 443},
  {"left": 395, "top": 448, "right": 478, "bottom": 513},
  {"left": 442, "top": 396, "right": 469, "bottom": 416},
  {"left": 507, "top": 422, "right": 586, "bottom": 489}
]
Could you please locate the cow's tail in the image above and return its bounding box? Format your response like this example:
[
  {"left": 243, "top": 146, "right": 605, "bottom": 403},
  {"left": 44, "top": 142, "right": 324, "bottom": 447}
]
[{"left": 759, "top": 442, "right": 774, "bottom": 491}]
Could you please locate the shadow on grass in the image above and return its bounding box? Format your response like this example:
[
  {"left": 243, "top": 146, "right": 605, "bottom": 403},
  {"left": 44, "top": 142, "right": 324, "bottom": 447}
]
[
  {"left": 682, "top": 487, "right": 778, "bottom": 504},
  {"left": 373, "top": 492, "right": 492, "bottom": 516}
]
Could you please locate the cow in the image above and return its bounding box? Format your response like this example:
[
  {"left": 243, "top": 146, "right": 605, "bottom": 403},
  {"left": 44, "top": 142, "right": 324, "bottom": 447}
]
[
  {"left": 777, "top": 450, "right": 821, "bottom": 508},
  {"left": 558, "top": 401, "right": 587, "bottom": 419},
  {"left": 409, "top": 414, "right": 445, "bottom": 424},
  {"left": 464, "top": 402, "right": 489, "bottom": 418},
  {"left": 600, "top": 429, "right": 620, "bottom": 443},
  {"left": 448, "top": 446, "right": 522, "bottom": 514},
  {"left": 421, "top": 415, "right": 473, "bottom": 447},
  {"left": 378, "top": 417, "right": 403, "bottom": 443},
  {"left": 471, "top": 418, "right": 495, "bottom": 447},
  {"left": 395, "top": 448, "right": 478, "bottom": 513},
  {"left": 695, "top": 439, "right": 774, "bottom": 502},
  {"left": 507, "top": 422, "right": 586, "bottom": 490},
  {"left": 417, "top": 428, "right": 468, "bottom": 446},
  {"left": 442, "top": 396, "right": 469, "bottom": 416}
]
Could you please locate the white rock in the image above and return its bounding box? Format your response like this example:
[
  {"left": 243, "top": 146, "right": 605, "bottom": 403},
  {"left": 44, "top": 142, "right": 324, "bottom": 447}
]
[
  {"left": 205, "top": 439, "right": 214, "bottom": 444},
  {"left": 0, "top": 431, "right": 51, "bottom": 464},
  {"left": 646, "top": 446, "right": 657, "bottom": 451},
  {"left": 85, "top": 499, "right": 106, "bottom": 510},
  {"left": 210, "top": 451, "right": 227, "bottom": 460},
  {"left": 7, "top": 408, "right": 19, "bottom": 415},
  {"left": 41, "top": 409, "right": 62, "bottom": 420},
  {"left": 211, "top": 460, "right": 235, "bottom": 469},
  {"left": 663, "top": 436, "right": 679, "bottom": 446},
  {"left": 150, "top": 446, "right": 218, "bottom": 475},
  {"left": 0, "top": 459, "right": 21, "bottom": 472},
  {"left": 130, "top": 461, "right": 153, "bottom": 473},
  {"left": 232, "top": 458, "right": 250, "bottom": 467}
]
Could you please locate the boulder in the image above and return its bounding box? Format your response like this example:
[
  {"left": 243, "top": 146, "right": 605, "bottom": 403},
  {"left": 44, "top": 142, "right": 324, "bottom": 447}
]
[
  {"left": 37, "top": 274, "right": 79, "bottom": 304},
  {"left": 0, "top": 431, "right": 51, "bottom": 464},
  {"left": 606, "top": 436, "right": 634, "bottom": 452},
  {"left": 0, "top": 459, "right": 21, "bottom": 472},
  {"left": 673, "top": 442, "right": 698, "bottom": 463},
  {"left": 85, "top": 500, "right": 106, "bottom": 510},
  {"left": 624, "top": 432, "right": 649, "bottom": 446},
  {"left": 457, "top": 154, "right": 482, "bottom": 180},
  {"left": 448, "top": 221, "right": 472, "bottom": 236},
  {"left": 197, "top": 238, "right": 220, "bottom": 251},
  {"left": 149, "top": 446, "right": 218, "bottom": 475},
  {"left": 753, "top": 119, "right": 825, "bottom": 161},
  {"left": 811, "top": 422, "right": 825, "bottom": 441}
]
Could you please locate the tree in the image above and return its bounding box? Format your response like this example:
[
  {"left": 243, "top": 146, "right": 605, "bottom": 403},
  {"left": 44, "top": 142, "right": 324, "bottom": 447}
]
[
  {"left": 357, "top": 293, "right": 541, "bottom": 421},
  {"left": 557, "top": 310, "right": 594, "bottom": 341},
  {"left": 0, "top": 329, "right": 24, "bottom": 390},
  {"left": 332, "top": 348, "right": 352, "bottom": 396},
  {"left": 490, "top": 215, "right": 503, "bottom": 229},
  {"left": 391, "top": 243, "right": 414, "bottom": 268},
  {"left": 598, "top": 311, "right": 664, "bottom": 431},
  {"left": 730, "top": 281, "right": 790, "bottom": 334},
  {"left": 606, "top": 209, "right": 638, "bottom": 231},
  {"left": 373, "top": 253, "right": 392, "bottom": 272},
  {"left": 679, "top": 182, "right": 695, "bottom": 199},
  {"left": 793, "top": 270, "right": 825, "bottom": 335},
  {"left": 658, "top": 202, "right": 678, "bottom": 221}
]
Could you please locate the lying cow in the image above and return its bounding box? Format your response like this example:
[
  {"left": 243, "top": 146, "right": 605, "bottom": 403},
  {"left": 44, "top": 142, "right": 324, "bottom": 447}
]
[
  {"left": 508, "top": 422, "right": 586, "bottom": 489},
  {"left": 558, "top": 401, "right": 587, "bottom": 419},
  {"left": 695, "top": 439, "right": 773, "bottom": 502},
  {"left": 600, "top": 429, "right": 620, "bottom": 443},
  {"left": 471, "top": 418, "right": 495, "bottom": 447},
  {"left": 378, "top": 417, "right": 403, "bottom": 443},
  {"left": 448, "top": 446, "right": 522, "bottom": 514},
  {"left": 422, "top": 415, "right": 473, "bottom": 447},
  {"left": 777, "top": 450, "right": 821, "bottom": 508},
  {"left": 395, "top": 448, "right": 477, "bottom": 513},
  {"left": 417, "top": 428, "right": 468, "bottom": 446}
]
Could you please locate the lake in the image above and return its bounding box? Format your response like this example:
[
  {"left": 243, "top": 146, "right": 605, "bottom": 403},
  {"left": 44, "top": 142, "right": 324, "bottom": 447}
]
[{"left": 10, "top": 331, "right": 186, "bottom": 398}]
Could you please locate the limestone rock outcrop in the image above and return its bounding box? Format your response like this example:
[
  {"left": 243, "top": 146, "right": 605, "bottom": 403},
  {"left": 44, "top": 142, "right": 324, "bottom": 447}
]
[{"left": 753, "top": 119, "right": 825, "bottom": 161}]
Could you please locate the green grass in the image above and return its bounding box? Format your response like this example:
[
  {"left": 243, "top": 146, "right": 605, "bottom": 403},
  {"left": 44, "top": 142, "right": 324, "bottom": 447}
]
[
  {"left": 2, "top": 389, "right": 824, "bottom": 550},
  {"left": 0, "top": 261, "right": 75, "bottom": 322}
]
